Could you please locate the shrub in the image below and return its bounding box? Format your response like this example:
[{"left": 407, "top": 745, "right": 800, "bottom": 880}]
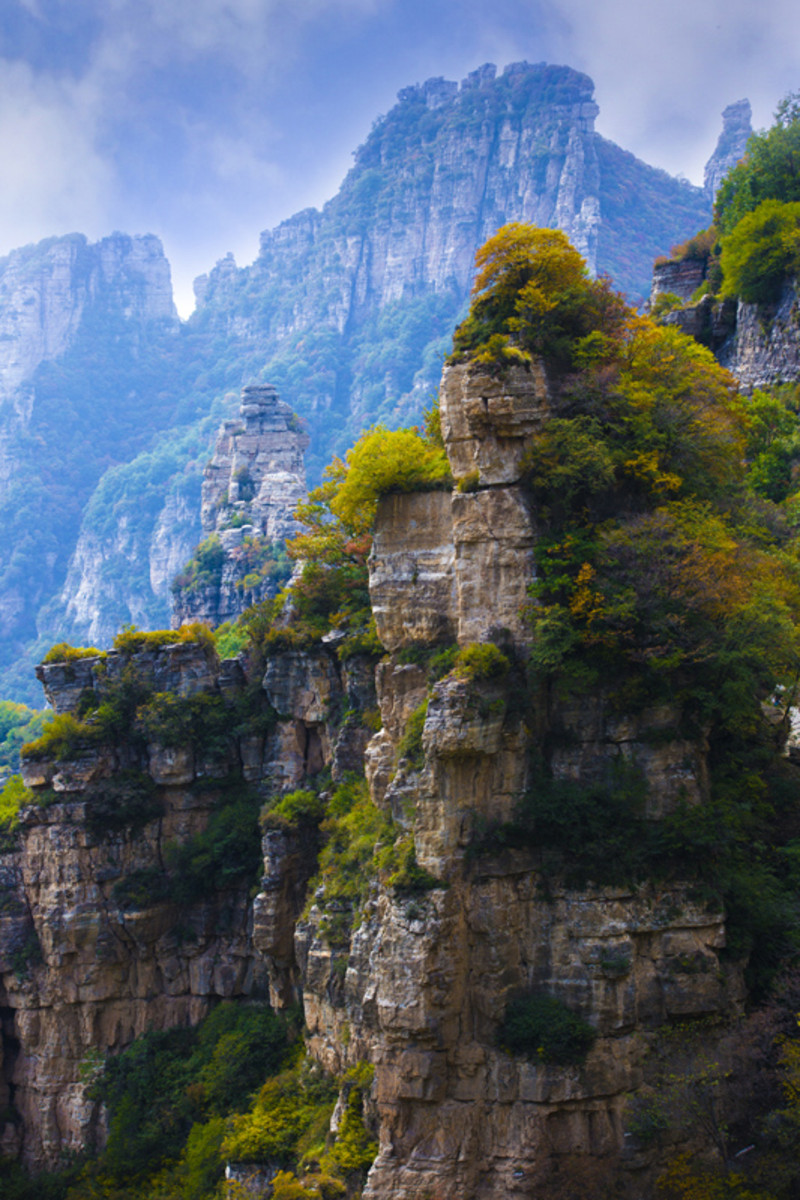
[
  {"left": 261, "top": 788, "right": 327, "bottom": 832},
  {"left": 387, "top": 836, "right": 444, "bottom": 895},
  {"left": 670, "top": 226, "right": 719, "bottom": 263},
  {"left": 112, "top": 623, "right": 215, "bottom": 654},
  {"left": 214, "top": 620, "right": 250, "bottom": 659},
  {"left": 650, "top": 291, "right": 685, "bottom": 317},
  {"left": 308, "top": 775, "right": 396, "bottom": 946},
  {"left": 0, "top": 774, "right": 33, "bottom": 849},
  {"left": 171, "top": 535, "right": 226, "bottom": 596},
  {"left": 84, "top": 771, "right": 163, "bottom": 838},
  {"left": 497, "top": 991, "right": 596, "bottom": 1065},
  {"left": 222, "top": 1061, "right": 338, "bottom": 1166},
  {"left": 40, "top": 642, "right": 104, "bottom": 664},
  {"left": 137, "top": 691, "right": 231, "bottom": 756},
  {"left": 329, "top": 424, "right": 452, "bottom": 531},
  {"left": 396, "top": 699, "right": 428, "bottom": 769},
  {"left": 454, "top": 642, "right": 510, "bottom": 681},
  {"left": 0, "top": 701, "right": 46, "bottom": 775},
  {"left": 21, "top": 712, "right": 95, "bottom": 761},
  {"left": 112, "top": 866, "right": 171, "bottom": 910},
  {"left": 94, "top": 1002, "right": 295, "bottom": 1182},
  {"left": 165, "top": 792, "right": 263, "bottom": 903},
  {"left": 716, "top": 93, "right": 800, "bottom": 235},
  {"left": 329, "top": 1086, "right": 377, "bottom": 1174},
  {"left": 720, "top": 199, "right": 800, "bottom": 304},
  {"left": 450, "top": 223, "right": 627, "bottom": 372}
]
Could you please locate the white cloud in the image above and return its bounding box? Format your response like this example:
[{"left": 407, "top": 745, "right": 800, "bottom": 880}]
[
  {"left": 0, "top": 60, "right": 113, "bottom": 251},
  {"left": 541, "top": 0, "right": 800, "bottom": 181}
]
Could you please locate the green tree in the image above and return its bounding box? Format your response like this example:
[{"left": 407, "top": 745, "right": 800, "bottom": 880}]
[
  {"left": 450, "top": 223, "right": 626, "bottom": 370},
  {"left": 720, "top": 200, "right": 800, "bottom": 305},
  {"left": 716, "top": 93, "right": 800, "bottom": 235}
]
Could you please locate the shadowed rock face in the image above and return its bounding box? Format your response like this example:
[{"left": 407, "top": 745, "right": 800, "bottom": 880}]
[{"left": 1, "top": 360, "right": 743, "bottom": 1193}]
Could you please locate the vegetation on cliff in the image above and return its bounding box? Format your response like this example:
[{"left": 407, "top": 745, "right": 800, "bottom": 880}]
[
  {"left": 453, "top": 224, "right": 800, "bottom": 1000},
  {"left": 656, "top": 92, "right": 800, "bottom": 308}
]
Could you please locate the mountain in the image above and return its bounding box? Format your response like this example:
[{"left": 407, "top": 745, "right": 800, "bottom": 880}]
[{"left": 0, "top": 62, "right": 715, "bottom": 701}]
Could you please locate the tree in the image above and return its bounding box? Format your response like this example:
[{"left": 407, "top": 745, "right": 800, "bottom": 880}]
[
  {"left": 720, "top": 200, "right": 800, "bottom": 305},
  {"left": 450, "top": 223, "right": 626, "bottom": 370},
  {"left": 715, "top": 96, "right": 800, "bottom": 236}
]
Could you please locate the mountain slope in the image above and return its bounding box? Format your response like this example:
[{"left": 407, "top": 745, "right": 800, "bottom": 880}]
[{"left": 0, "top": 62, "right": 714, "bottom": 698}]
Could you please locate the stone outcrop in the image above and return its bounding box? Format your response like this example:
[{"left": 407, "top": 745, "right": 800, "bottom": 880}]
[
  {"left": 1, "top": 64, "right": 716, "bottom": 698},
  {"left": 653, "top": 275, "right": 800, "bottom": 392},
  {"left": 716, "top": 279, "right": 800, "bottom": 388},
  {"left": 172, "top": 383, "right": 309, "bottom": 628},
  {"left": 0, "top": 637, "right": 376, "bottom": 1168},
  {"left": 704, "top": 99, "right": 752, "bottom": 203},
  {"left": 2, "top": 358, "right": 748, "bottom": 1193},
  {"left": 289, "top": 361, "right": 739, "bottom": 1197},
  {"left": 0, "top": 232, "right": 182, "bottom": 702}
]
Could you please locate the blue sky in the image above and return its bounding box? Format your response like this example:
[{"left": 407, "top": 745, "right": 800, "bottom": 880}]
[{"left": 0, "top": 0, "right": 797, "bottom": 315}]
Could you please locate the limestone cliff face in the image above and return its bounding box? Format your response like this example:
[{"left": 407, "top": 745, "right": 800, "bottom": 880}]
[
  {"left": 703, "top": 99, "right": 752, "bottom": 202},
  {"left": 716, "top": 280, "right": 800, "bottom": 388},
  {"left": 0, "top": 232, "right": 175, "bottom": 411},
  {"left": 0, "top": 232, "right": 181, "bottom": 701},
  {"left": 0, "top": 638, "right": 375, "bottom": 1169},
  {"left": 653, "top": 273, "right": 800, "bottom": 391},
  {"left": 172, "top": 384, "right": 308, "bottom": 628},
  {"left": 194, "top": 62, "right": 710, "bottom": 481},
  {"left": 2, "top": 361, "right": 745, "bottom": 1192},
  {"left": 288, "top": 361, "right": 740, "bottom": 1198},
  {"left": 0, "top": 64, "right": 714, "bottom": 696}
]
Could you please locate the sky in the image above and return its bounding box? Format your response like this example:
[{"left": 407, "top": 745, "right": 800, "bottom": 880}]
[{"left": 0, "top": 0, "right": 797, "bottom": 316}]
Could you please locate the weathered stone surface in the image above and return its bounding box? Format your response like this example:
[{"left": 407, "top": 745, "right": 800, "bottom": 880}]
[
  {"left": 2, "top": 355, "right": 752, "bottom": 1195},
  {"left": 650, "top": 257, "right": 706, "bottom": 307},
  {"left": 439, "top": 360, "right": 549, "bottom": 485},
  {"left": 452, "top": 485, "right": 537, "bottom": 644},
  {"left": 717, "top": 280, "right": 800, "bottom": 389},
  {"left": 703, "top": 98, "right": 752, "bottom": 202},
  {"left": 369, "top": 490, "right": 457, "bottom": 651},
  {"left": 173, "top": 382, "right": 309, "bottom": 629},
  {"left": 1, "top": 634, "right": 377, "bottom": 1170}
]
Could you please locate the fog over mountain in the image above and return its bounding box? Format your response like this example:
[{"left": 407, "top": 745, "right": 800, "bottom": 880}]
[{"left": 0, "top": 0, "right": 795, "bottom": 315}]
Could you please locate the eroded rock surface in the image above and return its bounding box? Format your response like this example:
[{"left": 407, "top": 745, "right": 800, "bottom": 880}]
[{"left": 2, "top": 359, "right": 746, "bottom": 1195}]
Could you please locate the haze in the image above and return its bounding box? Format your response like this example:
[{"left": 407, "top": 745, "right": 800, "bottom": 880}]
[{"left": 1, "top": 0, "right": 796, "bottom": 316}]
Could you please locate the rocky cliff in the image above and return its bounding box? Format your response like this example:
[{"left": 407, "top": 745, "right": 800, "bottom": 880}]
[
  {"left": 0, "top": 63, "right": 721, "bottom": 697},
  {"left": 1, "top": 357, "right": 748, "bottom": 1194},
  {"left": 172, "top": 384, "right": 308, "bottom": 628},
  {"left": 0, "top": 232, "right": 184, "bottom": 702},
  {"left": 651, "top": 256, "right": 800, "bottom": 391},
  {"left": 703, "top": 99, "right": 753, "bottom": 202}
]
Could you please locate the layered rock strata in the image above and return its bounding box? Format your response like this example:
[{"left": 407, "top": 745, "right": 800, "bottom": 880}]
[
  {"left": 653, "top": 272, "right": 800, "bottom": 391},
  {"left": 172, "top": 383, "right": 309, "bottom": 627},
  {"left": 0, "top": 638, "right": 375, "bottom": 1168},
  {"left": 289, "top": 361, "right": 741, "bottom": 1197},
  {"left": 2, "top": 360, "right": 745, "bottom": 1194}
]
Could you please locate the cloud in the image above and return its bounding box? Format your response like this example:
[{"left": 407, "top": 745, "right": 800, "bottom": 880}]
[
  {"left": 542, "top": 0, "right": 800, "bottom": 179},
  {"left": 0, "top": 57, "right": 113, "bottom": 247},
  {"left": 0, "top": 0, "right": 798, "bottom": 312}
]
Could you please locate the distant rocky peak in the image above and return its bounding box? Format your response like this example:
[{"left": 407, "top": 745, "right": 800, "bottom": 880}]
[
  {"left": 704, "top": 98, "right": 753, "bottom": 202},
  {"left": 201, "top": 382, "right": 309, "bottom": 543},
  {"left": 172, "top": 383, "right": 308, "bottom": 629}
]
